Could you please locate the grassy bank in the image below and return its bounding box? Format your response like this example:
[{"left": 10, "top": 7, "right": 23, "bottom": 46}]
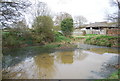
[
  {"left": 108, "top": 69, "right": 120, "bottom": 79},
  {"left": 2, "top": 31, "right": 77, "bottom": 52},
  {"left": 95, "top": 69, "right": 119, "bottom": 81},
  {"left": 84, "top": 35, "right": 120, "bottom": 47}
]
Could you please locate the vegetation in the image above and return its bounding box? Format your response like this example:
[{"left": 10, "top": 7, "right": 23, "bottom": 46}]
[
  {"left": 2, "top": 27, "right": 34, "bottom": 48},
  {"left": 95, "top": 69, "right": 120, "bottom": 81},
  {"left": 61, "top": 18, "right": 74, "bottom": 37},
  {"left": 2, "top": 18, "right": 72, "bottom": 49},
  {"left": 32, "top": 16, "right": 54, "bottom": 43},
  {"left": 54, "top": 31, "right": 71, "bottom": 42},
  {"left": 85, "top": 35, "right": 120, "bottom": 47},
  {"left": 108, "top": 69, "right": 119, "bottom": 79}
]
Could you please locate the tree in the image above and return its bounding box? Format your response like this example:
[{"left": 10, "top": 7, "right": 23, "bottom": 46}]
[
  {"left": 105, "top": 12, "right": 118, "bottom": 22},
  {"left": 74, "top": 15, "right": 87, "bottom": 28},
  {"left": 0, "top": 0, "right": 31, "bottom": 27},
  {"left": 54, "top": 12, "right": 72, "bottom": 26},
  {"left": 61, "top": 18, "right": 73, "bottom": 37},
  {"left": 108, "top": 0, "right": 120, "bottom": 27},
  {"left": 32, "top": 16, "right": 54, "bottom": 43},
  {"left": 116, "top": 0, "right": 120, "bottom": 27},
  {"left": 34, "top": 1, "right": 50, "bottom": 17}
]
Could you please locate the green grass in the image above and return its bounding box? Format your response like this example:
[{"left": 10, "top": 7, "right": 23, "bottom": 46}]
[
  {"left": 54, "top": 31, "right": 71, "bottom": 42},
  {"left": 43, "top": 44, "right": 61, "bottom": 48},
  {"left": 2, "top": 31, "right": 10, "bottom": 34},
  {"left": 94, "top": 69, "right": 120, "bottom": 81},
  {"left": 85, "top": 35, "right": 120, "bottom": 47},
  {"left": 85, "top": 34, "right": 98, "bottom": 36},
  {"left": 55, "top": 36, "right": 71, "bottom": 42},
  {"left": 108, "top": 69, "right": 120, "bottom": 79}
]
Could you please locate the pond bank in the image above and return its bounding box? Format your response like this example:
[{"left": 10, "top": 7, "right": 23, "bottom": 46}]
[{"left": 84, "top": 35, "right": 120, "bottom": 47}]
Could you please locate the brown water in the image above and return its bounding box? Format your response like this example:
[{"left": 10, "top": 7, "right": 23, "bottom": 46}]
[{"left": 2, "top": 46, "right": 119, "bottom": 79}]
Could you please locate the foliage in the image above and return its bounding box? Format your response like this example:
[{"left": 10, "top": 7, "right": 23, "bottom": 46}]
[
  {"left": 108, "top": 69, "right": 119, "bottom": 79},
  {"left": 2, "top": 26, "right": 34, "bottom": 48},
  {"left": 32, "top": 16, "right": 54, "bottom": 43},
  {"left": 54, "top": 12, "right": 72, "bottom": 26},
  {"left": 61, "top": 18, "right": 73, "bottom": 37},
  {"left": 85, "top": 35, "right": 120, "bottom": 47},
  {"left": 54, "top": 31, "right": 71, "bottom": 42},
  {"left": 85, "top": 34, "right": 98, "bottom": 36},
  {"left": 53, "top": 26, "right": 61, "bottom": 31},
  {"left": 95, "top": 69, "right": 120, "bottom": 81}
]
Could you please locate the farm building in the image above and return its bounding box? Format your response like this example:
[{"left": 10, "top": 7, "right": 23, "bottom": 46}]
[{"left": 74, "top": 22, "right": 119, "bottom": 36}]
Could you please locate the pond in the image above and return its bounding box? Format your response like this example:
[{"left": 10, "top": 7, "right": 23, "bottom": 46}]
[{"left": 2, "top": 44, "right": 119, "bottom": 79}]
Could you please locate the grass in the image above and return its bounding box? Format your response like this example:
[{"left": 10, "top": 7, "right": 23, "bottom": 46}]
[
  {"left": 85, "top": 34, "right": 98, "bottom": 36},
  {"left": 85, "top": 35, "right": 120, "bottom": 47},
  {"left": 108, "top": 69, "right": 120, "bottom": 79},
  {"left": 54, "top": 31, "right": 71, "bottom": 42},
  {"left": 94, "top": 69, "right": 120, "bottom": 81},
  {"left": 43, "top": 44, "right": 61, "bottom": 48}
]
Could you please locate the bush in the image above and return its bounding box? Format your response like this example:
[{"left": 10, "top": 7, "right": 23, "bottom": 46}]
[
  {"left": 61, "top": 18, "right": 73, "bottom": 37},
  {"left": 54, "top": 31, "right": 71, "bottom": 42},
  {"left": 32, "top": 16, "right": 54, "bottom": 43}
]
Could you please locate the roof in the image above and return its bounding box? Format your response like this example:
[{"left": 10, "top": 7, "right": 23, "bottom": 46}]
[{"left": 85, "top": 22, "right": 118, "bottom": 27}]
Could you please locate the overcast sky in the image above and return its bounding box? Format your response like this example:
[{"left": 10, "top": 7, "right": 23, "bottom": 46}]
[
  {"left": 26, "top": 0, "right": 118, "bottom": 26},
  {"left": 36, "top": 0, "right": 117, "bottom": 23}
]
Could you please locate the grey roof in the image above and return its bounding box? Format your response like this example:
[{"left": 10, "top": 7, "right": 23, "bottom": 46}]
[{"left": 86, "top": 22, "right": 118, "bottom": 27}]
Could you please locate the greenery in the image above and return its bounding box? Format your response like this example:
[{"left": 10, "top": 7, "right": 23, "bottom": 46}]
[
  {"left": 3, "top": 26, "right": 71, "bottom": 49},
  {"left": 85, "top": 35, "right": 120, "bottom": 47},
  {"left": 94, "top": 69, "right": 119, "bottom": 81},
  {"left": 32, "top": 16, "right": 54, "bottom": 43},
  {"left": 108, "top": 69, "right": 120, "bottom": 79},
  {"left": 61, "top": 18, "right": 74, "bottom": 37},
  {"left": 54, "top": 31, "right": 71, "bottom": 42},
  {"left": 85, "top": 34, "right": 98, "bottom": 36}
]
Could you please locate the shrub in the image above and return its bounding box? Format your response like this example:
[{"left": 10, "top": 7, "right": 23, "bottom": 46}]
[
  {"left": 54, "top": 31, "right": 71, "bottom": 42},
  {"left": 32, "top": 16, "right": 54, "bottom": 43},
  {"left": 61, "top": 18, "right": 73, "bottom": 37}
]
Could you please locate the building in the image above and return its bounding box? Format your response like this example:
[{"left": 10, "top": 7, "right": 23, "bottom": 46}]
[{"left": 80, "top": 22, "right": 118, "bottom": 35}]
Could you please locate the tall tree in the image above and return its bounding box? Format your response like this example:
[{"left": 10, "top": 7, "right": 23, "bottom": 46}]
[
  {"left": 108, "top": 0, "right": 120, "bottom": 27},
  {"left": 0, "top": 0, "right": 31, "bottom": 27},
  {"left": 74, "top": 15, "right": 87, "bottom": 28},
  {"left": 116, "top": 0, "right": 120, "bottom": 27},
  {"left": 54, "top": 12, "right": 72, "bottom": 26},
  {"left": 35, "top": 1, "right": 50, "bottom": 17},
  {"left": 32, "top": 16, "right": 54, "bottom": 43},
  {"left": 61, "top": 18, "right": 73, "bottom": 37}
]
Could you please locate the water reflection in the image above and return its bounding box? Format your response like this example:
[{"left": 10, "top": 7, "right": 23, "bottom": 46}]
[
  {"left": 34, "top": 53, "right": 56, "bottom": 79},
  {"left": 2, "top": 47, "right": 119, "bottom": 79},
  {"left": 87, "top": 48, "right": 119, "bottom": 54},
  {"left": 56, "top": 51, "right": 74, "bottom": 64},
  {"left": 74, "top": 50, "right": 89, "bottom": 61}
]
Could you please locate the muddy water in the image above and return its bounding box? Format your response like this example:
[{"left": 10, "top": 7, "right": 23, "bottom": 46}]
[{"left": 2, "top": 45, "right": 119, "bottom": 79}]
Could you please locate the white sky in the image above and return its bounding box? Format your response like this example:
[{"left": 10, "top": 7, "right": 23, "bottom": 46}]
[
  {"left": 37, "top": 0, "right": 117, "bottom": 23},
  {"left": 26, "top": 0, "right": 118, "bottom": 26}
]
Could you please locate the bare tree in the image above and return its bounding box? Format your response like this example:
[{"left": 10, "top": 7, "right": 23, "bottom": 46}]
[
  {"left": 109, "top": 0, "right": 120, "bottom": 27},
  {"left": 0, "top": 0, "right": 31, "bottom": 28},
  {"left": 116, "top": 0, "right": 120, "bottom": 27},
  {"left": 105, "top": 11, "right": 118, "bottom": 22},
  {"left": 35, "top": 1, "right": 50, "bottom": 17},
  {"left": 54, "top": 12, "right": 72, "bottom": 26},
  {"left": 74, "top": 15, "right": 87, "bottom": 28}
]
